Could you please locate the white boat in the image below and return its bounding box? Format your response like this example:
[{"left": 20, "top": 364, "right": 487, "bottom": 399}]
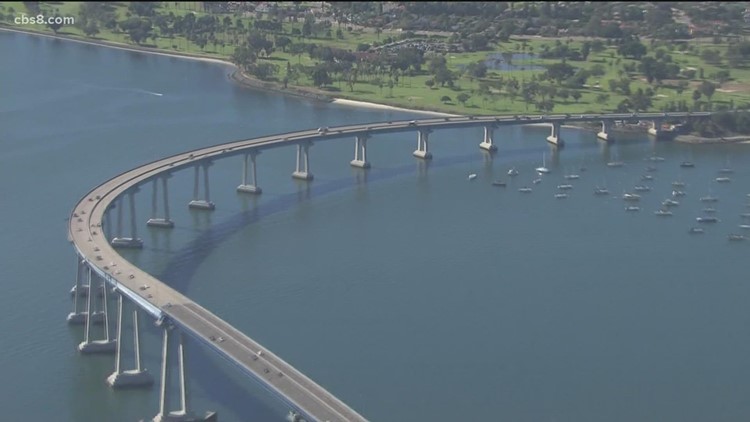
[
  {"left": 728, "top": 234, "right": 746, "bottom": 241},
  {"left": 703, "top": 208, "right": 717, "bottom": 214},
  {"left": 662, "top": 199, "right": 679, "bottom": 207},
  {"left": 507, "top": 168, "right": 519, "bottom": 177},
  {"left": 680, "top": 161, "right": 695, "bottom": 168},
  {"left": 518, "top": 187, "right": 533, "bottom": 193},
  {"left": 654, "top": 209, "right": 673, "bottom": 216},
  {"left": 625, "top": 206, "right": 641, "bottom": 212},
  {"left": 646, "top": 166, "right": 658, "bottom": 172},
  {"left": 634, "top": 185, "right": 651, "bottom": 192},
  {"left": 700, "top": 196, "right": 718, "bottom": 203},
  {"left": 739, "top": 225, "right": 750, "bottom": 230},
  {"left": 623, "top": 193, "right": 641, "bottom": 201},
  {"left": 647, "top": 155, "right": 665, "bottom": 162},
  {"left": 719, "top": 168, "right": 734, "bottom": 174},
  {"left": 532, "top": 178, "right": 542, "bottom": 185},
  {"left": 468, "top": 173, "right": 477, "bottom": 180},
  {"left": 672, "top": 190, "right": 686, "bottom": 197},
  {"left": 641, "top": 174, "right": 654, "bottom": 181},
  {"left": 554, "top": 193, "right": 568, "bottom": 199},
  {"left": 696, "top": 216, "right": 719, "bottom": 223},
  {"left": 557, "top": 184, "right": 573, "bottom": 190},
  {"left": 672, "top": 181, "right": 686, "bottom": 188},
  {"left": 536, "top": 153, "right": 550, "bottom": 174},
  {"left": 564, "top": 174, "right": 580, "bottom": 180},
  {"left": 688, "top": 227, "right": 705, "bottom": 234},
  {"left": 715, "top": 177, "right": 731, "bottom": 183},
  {"left": 607, "top": 161, "right": 625, "bottom": 168},
  {"left": 594, "top": 187, "right": 609, "bottom": 195}
]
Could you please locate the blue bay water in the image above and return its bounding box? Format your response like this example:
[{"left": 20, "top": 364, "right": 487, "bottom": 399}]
[{"left": 3, "top": 30, "right": 750, "bottom": 422}]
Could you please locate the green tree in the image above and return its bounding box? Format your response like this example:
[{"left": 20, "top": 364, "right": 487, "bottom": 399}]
[
  {"left": 699, "top": 81, "right": 716, "bottom": 102},
  {"left": 440, "top": 95, "right": 452, "bottom": 104},
  {"left": 457, "top": 92, "right": 471, "bottom": 106},
  {"left": 47, "top": 14, "right": 64, "bottom": 34},
  {"left": 311, "top": 66, "right": 331, "bottom": 87},
  {"left": 571, "top": 90, "right": 582, "bottom": 103}
]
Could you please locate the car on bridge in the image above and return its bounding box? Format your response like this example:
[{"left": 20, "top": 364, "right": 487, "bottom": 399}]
[{"left": 317, "top": 127, "right": 328, "bottom": 134}]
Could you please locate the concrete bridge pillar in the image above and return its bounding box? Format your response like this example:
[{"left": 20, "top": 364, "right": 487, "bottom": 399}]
[
  {"left": 413, "top": 129, "right": 433, "bottom": 159},
  {"left": 350, "top": 134, "right": 371, "bottom": 168},
  {"left": 647, "top": 119, "right": 663, "bottom": 138},
  {"left": 78, "top": 269, "right": 116, "bottom": 354},
  {"left": 237, "top": 151, "right": 263, "bottom": 194},
  {"left": 189, "top": 161, "right": 216, "bottom": 210},
  {"left": 292, "top": 142, "right": 314, "bottom": 181},
  {"left": 546, "top": 122, "right": 564, "bottom": 146},
  {"left": 597, "top": 120, "right": 614, "bottom": 142},
  {"left": 148, "top": 174, "right": 175, "bottom": 228},
  {"left": 107, "top": 294, "right": 154, "bottom": 388},
  {"left": 67, "top": 258, "right": 105, "bottom": 325},
  {"left": 479, "top": 125, "right": 498, "bottom": 152},
  {"left": 154, "top": 328, "right": 216, "bottom": 422},
  {"left": 112, "top": 188, "right": 144, "bottom": 249}
]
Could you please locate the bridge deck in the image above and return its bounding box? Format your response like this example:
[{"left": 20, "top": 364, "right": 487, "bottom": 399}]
[{"left": 69, "top": 112, "right": 710, "bottom": 421}]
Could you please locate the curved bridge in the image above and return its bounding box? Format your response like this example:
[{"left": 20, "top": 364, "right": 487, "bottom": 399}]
[{"left": 68, "top": 111, "right": 711, "bottom": 421}]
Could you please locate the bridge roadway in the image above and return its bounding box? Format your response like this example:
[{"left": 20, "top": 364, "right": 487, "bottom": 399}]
[{"left": 68, "top": 112, "right": 708, "bottom": 421}]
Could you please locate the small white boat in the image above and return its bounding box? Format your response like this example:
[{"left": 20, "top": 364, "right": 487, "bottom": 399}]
[
  {"left": 719, "top": 168, "right": 734, "bottom": 174},
  {"left": 688, "top": 227, "right": 704, "bottom": 234},
  {"left": 647, "top": 155, "right": 665, "bottom": 162},
  {"left": 491, "top": 180, "right": 507, "bottom": 187},
  {"left": 564, "top": 174, "right": 580, "bottom": 180},
  {"left": 594, "top": 187, "right": 609, "bottom": 195},
  {"left": 536, "top": 153, "right": 550, "bottom": 174},
  {"left": 646, "top": 166, "right": 658, "bottom": 172},
  {"left": 672, "top": 190, "right": 686, "bottom": 197},
  {"left": 641, "top": 174, "right": 654, "bottom": 181},
  {"left": 607, "top": 161, "right": 624, "bottom": 168},
  {"left": 625, "top": 206, "right": 640, "bottom": 212},
  {"left": 739, "top": 225, "right": 750, "bottom": 230},
  {"left": 728, "top": 234, "right": 746, "bottom": 241},
  {"left": 672, "top": 181, "right": 686, "bottom": 188},
  {"left": 623, "top": 193, "right": 641, "bottom": 201},
  {"left": 680, "top": 161, "right": 695, "bottom": 168},
  {"left": 532, "top": 178, "right": 542, "bottom": 185},
  {"left": 655, "top": 209, "right": 673, "bottom": 216},
  {"left": 700, "top": 196, "right": 718, "bottom": 203},
  {"left": 634, "top": 185, "right": 651, "bottom": 192},
  {"left": 468, "top": 173, "right": 477, "bottom": 180},
  {"left": 703, "top": 208, "right": 717, "bottom": 214},
  {"left": 507, "top": 168, "right": 519, "bottom": 177},
  {"left": 696, "top": 216, "right": 719, "bottom": 223},
  {"left": 557, "top": 184, "right": 573, "bottom": 190},
  {"left": 715, "top": 177, "right": 731, "bottom": 183},
  {"left": 554, "top": 193, "right": 568, "bottom": 199},
  {"left": 662, "top": 199, "right": 679, "bottom": 207},
  {"left": 518, "top": 187, "right": 533, "bottom": 193}
]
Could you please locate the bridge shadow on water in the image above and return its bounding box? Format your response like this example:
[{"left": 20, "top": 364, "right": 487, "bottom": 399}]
[{"left": 155, "top": 140, "right": 609, "bottom": 419}]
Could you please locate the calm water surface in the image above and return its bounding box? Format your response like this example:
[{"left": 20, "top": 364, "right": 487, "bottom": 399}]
[{"left": 3, "top": 31, "right": 750, "bottom": 422}]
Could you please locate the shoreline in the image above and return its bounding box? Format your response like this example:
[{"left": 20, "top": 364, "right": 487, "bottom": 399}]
[{"left": 0, "top": 25, "right": 462, "bottom": 116}]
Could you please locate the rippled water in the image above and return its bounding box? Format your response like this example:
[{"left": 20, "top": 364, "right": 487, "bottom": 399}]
[{"left": 3, "top": 30, "right": 750, "bottom": 422}]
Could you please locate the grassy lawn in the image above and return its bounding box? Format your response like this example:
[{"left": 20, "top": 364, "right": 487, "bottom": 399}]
[{"left": 3, "top": 2, "right": 750, "bottom": 115}]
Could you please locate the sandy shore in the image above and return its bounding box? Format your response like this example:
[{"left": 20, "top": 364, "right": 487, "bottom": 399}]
[{"left": 331, "top": 98, "right": 460, "bottom": 116}]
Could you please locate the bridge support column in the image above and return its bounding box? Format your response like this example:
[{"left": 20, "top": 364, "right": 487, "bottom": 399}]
[
  {"left": 647, "top": 120, "right": 663, "bottom": 138},
  {"left": 154, "top": 329, "right": 216, "bottom": 422},
  {"left": 479, "top": 125, "right": 498, "bottom": 152},
  {"left": 350, "top": 134, "right": 371, "bottom": 168},
  {"left": 597, "top": 120, "right": 614, "bottom": 142},
  {"left": 107, "top": 294, "right": 154, "bottom": 388},
  {"left": 68, "top": 258, "right": 104, "bottom": 325},
  {"left": 546, "top": 122, "right": 564, "bottom": 146},
  {"left": 189, "top": 162, "right": 216, "bottom": 210},
  {"left": 148, "top": 175, "right": 175, "bottom": 228},
  {"left": 413, "top": 129, "right": 432, "bottom": 159},
  {"left": 112, "top": 188, "right": 144, "bottom": 249},
  {"left": 237, "top": 151, "right": 263, "bottom": 194},
  {"left": 78, "top": 270, "right": 116, "bottom": 354},
  {"left": 292, "top": 142, "right": 314, "bottom": 181}
]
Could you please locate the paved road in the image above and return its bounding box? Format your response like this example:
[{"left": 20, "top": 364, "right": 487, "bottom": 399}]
[{"left": 69, "top": 112, "right": 710, "bottom": 421}]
